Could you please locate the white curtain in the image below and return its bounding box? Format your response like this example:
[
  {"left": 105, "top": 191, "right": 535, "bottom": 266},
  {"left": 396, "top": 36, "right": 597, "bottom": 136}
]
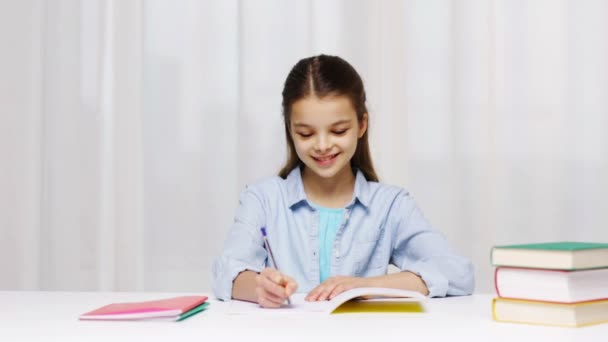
[{"left": 2, "top": 0, "right": 608, "bottom": 294}]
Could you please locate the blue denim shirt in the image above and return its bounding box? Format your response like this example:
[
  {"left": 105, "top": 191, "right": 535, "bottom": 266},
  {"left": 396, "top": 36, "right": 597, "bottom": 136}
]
[{"left": 212, "top": 167, "right": 475, "bottom": 300}]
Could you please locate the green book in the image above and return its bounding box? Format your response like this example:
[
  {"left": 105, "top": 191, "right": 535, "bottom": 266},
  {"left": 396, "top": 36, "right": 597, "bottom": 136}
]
[
  {"left": 176, "top": 302, "right": 209, "bottom": 322},
  {"left": 491, "top": 241, "right": 608, "bottom": 270}
]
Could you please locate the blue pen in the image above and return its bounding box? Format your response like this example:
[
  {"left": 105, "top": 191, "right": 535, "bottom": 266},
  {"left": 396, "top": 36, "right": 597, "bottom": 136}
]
[{"left": 260, "top": 227, "right": 292, "bottom": 305}]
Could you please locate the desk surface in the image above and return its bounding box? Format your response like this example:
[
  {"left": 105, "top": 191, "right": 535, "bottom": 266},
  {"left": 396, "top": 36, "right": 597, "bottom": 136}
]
[{"left": 0, "top": 291, "right": 605, "bottom": 341}]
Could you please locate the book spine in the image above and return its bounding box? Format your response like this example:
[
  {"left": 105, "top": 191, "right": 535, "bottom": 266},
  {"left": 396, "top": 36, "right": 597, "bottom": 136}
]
[{"left": 494, "top": 267, "right": 501, "bottom": 297}]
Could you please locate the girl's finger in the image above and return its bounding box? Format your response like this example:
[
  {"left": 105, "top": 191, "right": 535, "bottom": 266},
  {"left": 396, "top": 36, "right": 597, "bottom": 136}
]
[{"left": 256, "top": 286, "right": 285, "bottom": 308}]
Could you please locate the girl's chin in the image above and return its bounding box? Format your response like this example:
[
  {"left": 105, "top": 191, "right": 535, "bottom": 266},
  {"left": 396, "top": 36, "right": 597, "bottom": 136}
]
[{"left": 305, "top": 162, "right": 349, "bottom": 179}]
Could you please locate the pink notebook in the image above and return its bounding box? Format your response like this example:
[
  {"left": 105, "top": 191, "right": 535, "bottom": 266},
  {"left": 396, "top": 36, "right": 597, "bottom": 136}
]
[{"left": 79, "top": 295, "right": 208, "bottom": 320}]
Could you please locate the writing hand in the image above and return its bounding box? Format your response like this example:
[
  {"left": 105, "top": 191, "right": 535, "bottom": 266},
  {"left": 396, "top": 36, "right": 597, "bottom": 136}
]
[{"left": 255, "top": 268, "right": 298, "bottom": 308}]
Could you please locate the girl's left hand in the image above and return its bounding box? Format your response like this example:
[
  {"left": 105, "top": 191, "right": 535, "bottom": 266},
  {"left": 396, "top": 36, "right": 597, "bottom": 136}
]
[{"left": 305, "top": 276, "right": 370, "bottom": 302}]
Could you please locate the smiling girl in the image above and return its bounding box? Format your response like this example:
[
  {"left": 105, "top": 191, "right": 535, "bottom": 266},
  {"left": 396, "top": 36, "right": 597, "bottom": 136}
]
[{"left": 212, "top": 55, "right": 474, "bottom": 307}]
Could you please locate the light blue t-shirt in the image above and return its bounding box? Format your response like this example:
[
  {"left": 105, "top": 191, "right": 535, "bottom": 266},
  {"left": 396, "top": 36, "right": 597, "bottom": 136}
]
[
  {"left": 212, "top": 167, "right": 475, "bottom": 300},
  {"left": 313, "top": 205, "right": 344, "bottom": 283}
]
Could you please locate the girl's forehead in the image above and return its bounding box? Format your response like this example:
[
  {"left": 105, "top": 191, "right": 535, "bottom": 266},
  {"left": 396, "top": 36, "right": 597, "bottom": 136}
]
[{"left": 291, "top": 96, "right": 356, "bottom": 125}]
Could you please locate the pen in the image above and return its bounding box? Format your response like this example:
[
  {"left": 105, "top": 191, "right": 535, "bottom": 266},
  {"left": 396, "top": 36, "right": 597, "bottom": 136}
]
[{"left": 260, "top": 227, "right": 292, "bottom": 305}]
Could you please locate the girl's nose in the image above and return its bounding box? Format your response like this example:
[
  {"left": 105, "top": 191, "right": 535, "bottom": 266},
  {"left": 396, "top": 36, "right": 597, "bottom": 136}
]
[{"left": 314, "top": 134, "right": 331, "bottom": 153}]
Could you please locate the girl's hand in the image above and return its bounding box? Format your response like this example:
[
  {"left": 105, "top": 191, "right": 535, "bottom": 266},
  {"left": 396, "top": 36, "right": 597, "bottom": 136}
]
[
  {"left": 255, "top": 268, "right": 298, "bottom": 308},
  {"left": 305, "top": 276, "right": 370, "bottom": 301}
]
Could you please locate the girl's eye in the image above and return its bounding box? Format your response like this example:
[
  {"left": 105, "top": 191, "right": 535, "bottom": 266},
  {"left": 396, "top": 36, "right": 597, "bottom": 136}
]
[
  {"left": 333, "top": 129, "right": 347, "bottom": 135},
  {"left": 297, "top": 132, "right": 312, "bottom": 138}
]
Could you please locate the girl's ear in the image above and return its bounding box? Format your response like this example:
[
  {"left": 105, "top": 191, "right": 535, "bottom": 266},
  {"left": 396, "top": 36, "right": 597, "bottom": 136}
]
[{"left": 358, "top": 113, "right": 368, "bottom": 138}]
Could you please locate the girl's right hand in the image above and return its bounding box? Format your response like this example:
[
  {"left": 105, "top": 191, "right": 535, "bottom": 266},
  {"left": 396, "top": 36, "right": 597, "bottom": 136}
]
[{"left": 255, "top": 268, "right": 298, "bottom": 308}]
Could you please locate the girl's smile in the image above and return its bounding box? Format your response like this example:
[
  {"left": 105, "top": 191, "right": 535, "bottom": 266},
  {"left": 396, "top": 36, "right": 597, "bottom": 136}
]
[{"left": 312, "top": 152, "right": 340, "bottom": 167}]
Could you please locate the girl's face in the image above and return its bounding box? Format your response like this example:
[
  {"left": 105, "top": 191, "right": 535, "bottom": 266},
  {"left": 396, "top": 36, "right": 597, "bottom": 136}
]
[{"left": 290, "top": 95, "right": 367, "bottom": 181}]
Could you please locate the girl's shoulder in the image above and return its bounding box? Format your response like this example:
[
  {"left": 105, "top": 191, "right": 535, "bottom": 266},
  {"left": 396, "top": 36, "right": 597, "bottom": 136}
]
[
  {"left": 364, "top": 181, "right": 422, "bottom": 218},
  {"left": 243, "top": 175, "right": 285, "bottom": 191},
  {"left": 241, "top": 175, "right": 292, "bottom": 199},
  {"left": 366, "top": 179, "right": 411, "bottom": 199},
  {"left": 354, "top": 176, "right": 416, "bottom": 210},
  {"left": 239, "top": 175, "right": 303, "bottom": 209}
]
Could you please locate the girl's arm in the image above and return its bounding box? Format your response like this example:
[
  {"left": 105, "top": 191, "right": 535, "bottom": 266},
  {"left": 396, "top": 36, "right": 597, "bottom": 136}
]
[
  {"left": 390, "top": 192, "right": 475, "bottom": 297},
  {"left": 232, "top": 270, "right": 259, "bottom": 303},
  {"left": 211, "top": 188, "right": 267, "bottom": 301},
  {"left": 305, "top": 271, "right": 428, "bottom": 302},
  {"left": 212, "top": 181, "right": 299, "bottom": 306},
  {"left": 366, "top": 271, "right": 429, "bottom": 295}
]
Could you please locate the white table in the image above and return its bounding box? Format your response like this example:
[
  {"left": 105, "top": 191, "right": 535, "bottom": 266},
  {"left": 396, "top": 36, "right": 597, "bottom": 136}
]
[{"left": 0, "top": 291, "right": 605, "bottom": 341}]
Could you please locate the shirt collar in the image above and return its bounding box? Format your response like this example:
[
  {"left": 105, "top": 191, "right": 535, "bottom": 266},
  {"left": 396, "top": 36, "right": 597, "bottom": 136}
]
[{"left": 285, "top": 166, "right": 371, "bottom": 209}]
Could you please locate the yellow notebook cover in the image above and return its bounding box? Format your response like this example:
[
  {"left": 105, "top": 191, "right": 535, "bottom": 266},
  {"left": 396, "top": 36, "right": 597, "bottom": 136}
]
[{"left": 328, "top": 287, "right": 426, "bottom": 314}]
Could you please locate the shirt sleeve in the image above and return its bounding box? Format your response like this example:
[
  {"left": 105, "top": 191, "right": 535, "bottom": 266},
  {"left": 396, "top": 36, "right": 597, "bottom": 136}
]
[
  {"left": 390, "top": 191, "right": 475, "bottom": 297},
  {"left": 211, "top": 187, "right": 268, "bottom": 301}
]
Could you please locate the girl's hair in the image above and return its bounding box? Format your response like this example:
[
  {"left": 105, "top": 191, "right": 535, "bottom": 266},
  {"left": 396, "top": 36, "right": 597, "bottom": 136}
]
[{"left": 278, "top": 54, "right": 379, "bottom": 182}]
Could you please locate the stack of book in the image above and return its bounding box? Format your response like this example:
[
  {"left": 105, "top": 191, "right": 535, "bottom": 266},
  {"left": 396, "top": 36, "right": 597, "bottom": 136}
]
[
  {"left": 79, "top": 295, "right": 209, "bottom": 322},
  {"left": 490, "top": 242, "right": 608, "bottom": 327}
]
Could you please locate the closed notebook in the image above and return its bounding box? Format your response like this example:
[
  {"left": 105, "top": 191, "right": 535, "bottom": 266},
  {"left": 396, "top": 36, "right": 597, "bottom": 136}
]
[
  {"left": 491, "top": 242, "right": 608, "bottom": 270},
  {"left": 495, "top": 267, "right": 608, "bottom": 303},
  {"left": 492, "top": 297, "right": 608, "bottom": 328},
  {"left": 79, "top": 295, "right": 208, "bottom": 321}
]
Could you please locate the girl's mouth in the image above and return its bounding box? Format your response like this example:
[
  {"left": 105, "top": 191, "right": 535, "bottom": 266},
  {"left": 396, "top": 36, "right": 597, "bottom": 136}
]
[{"left": 312, "top": 153, "right": 340, "bottom": 167}]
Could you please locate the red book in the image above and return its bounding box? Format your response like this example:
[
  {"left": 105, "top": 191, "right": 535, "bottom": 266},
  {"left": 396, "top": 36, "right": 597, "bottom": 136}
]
[{"left": 79, "top": 295, "right": 208, "bottom": 320}]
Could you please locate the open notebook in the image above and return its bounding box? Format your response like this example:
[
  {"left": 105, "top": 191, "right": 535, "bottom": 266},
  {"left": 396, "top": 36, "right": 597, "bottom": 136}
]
[{"left": 229, "top": 287, "right": 426, "bottom": 315}]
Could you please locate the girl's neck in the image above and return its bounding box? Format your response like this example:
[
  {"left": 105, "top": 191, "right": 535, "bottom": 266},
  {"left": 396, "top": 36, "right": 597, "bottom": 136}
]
[{"left": 302, "top": 165, "right": 355, "bottom": 209}]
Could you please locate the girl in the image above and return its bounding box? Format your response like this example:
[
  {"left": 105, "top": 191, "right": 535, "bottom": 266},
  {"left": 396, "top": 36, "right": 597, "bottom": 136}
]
[{"left": 212, "top": 55, "right": 474, "bottom": 307}]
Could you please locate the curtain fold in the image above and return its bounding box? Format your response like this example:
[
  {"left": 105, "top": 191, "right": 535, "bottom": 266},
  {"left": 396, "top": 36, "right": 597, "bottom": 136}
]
[{"left": 1, "top": 0, "right": 607, "bottom": 293}]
